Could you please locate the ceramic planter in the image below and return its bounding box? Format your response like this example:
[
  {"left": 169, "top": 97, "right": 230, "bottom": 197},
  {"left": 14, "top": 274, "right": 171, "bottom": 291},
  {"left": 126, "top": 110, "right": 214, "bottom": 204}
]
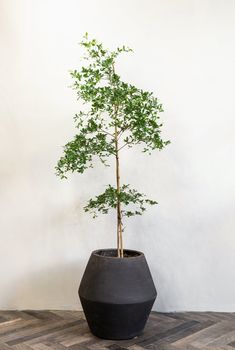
[{"left": 79, "top": 249, "right": 157, "bottom": 340}]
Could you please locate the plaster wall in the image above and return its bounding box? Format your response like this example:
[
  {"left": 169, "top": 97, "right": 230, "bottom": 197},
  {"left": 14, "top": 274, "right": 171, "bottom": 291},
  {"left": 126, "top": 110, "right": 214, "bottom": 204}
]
[{"left": 0, "top": 0, "right": 234, "bottom": 311}]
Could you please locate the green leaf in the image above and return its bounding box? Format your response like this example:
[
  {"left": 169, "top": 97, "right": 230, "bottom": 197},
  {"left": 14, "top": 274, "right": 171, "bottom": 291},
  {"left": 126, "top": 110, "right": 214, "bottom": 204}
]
[
  {"left": 84, "top": 184, "right": 157, "bottom": 218},
  {"left": 55, "top": 33, "right": 170, "bottom": 223}
]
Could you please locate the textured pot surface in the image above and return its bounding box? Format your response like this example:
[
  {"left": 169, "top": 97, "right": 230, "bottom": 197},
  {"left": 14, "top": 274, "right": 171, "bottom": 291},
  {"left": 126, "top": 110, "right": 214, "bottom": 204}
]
[{"left": 79, "top": 249, "right": 157, "bottom": 340}]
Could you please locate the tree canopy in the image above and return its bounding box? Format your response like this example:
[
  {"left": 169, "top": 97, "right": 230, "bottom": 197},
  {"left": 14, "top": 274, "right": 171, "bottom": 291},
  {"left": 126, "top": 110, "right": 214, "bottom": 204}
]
[{"left": 56, "top": 34, "right": 170, "bottom": 255}]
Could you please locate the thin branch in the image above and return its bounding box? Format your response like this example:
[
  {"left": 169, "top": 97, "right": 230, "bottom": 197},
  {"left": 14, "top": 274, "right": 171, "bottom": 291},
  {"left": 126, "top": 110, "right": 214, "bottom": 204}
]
[
  {"left": 118, "top": 141, "right": 132, "bottom": 152},
  {"left": 117, "top": 129, "right": 125, "bottom": 141},
  {"left": 117, "top": 123, "right": 131, "bottom": 140},
  {"left": 100, "top": 129, "right": 115, "bottom": 138}
]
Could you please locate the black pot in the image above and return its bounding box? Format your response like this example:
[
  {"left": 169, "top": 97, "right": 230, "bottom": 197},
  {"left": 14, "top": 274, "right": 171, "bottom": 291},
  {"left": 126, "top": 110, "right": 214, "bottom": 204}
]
[{"left": 78, "top": 249, "right": 157, "bottom": 340}]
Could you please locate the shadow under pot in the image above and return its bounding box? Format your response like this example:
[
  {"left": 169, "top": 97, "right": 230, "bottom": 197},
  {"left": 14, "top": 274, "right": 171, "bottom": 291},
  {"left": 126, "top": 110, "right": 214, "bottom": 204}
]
[{"left": 78, "top": 249, "right": 157, "bottom": 340}]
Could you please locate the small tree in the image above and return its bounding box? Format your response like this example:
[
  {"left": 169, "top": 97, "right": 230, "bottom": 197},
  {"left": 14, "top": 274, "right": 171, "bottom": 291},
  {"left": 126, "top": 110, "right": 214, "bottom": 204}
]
[{"left": 56, "top": 34, "right": 170, "bottom": 258}]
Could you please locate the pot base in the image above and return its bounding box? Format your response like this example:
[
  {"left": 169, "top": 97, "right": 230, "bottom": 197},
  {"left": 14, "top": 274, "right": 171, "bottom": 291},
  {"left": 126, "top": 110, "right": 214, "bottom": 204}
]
[{"left": 80, "top": 297, "right": 155, "bottom": 340}]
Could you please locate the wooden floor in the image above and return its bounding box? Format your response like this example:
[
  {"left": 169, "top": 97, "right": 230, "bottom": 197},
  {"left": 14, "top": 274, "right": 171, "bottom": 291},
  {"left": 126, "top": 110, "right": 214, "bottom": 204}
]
[{"left": 0, "top": 311, "right": 234, "bottom": 349}]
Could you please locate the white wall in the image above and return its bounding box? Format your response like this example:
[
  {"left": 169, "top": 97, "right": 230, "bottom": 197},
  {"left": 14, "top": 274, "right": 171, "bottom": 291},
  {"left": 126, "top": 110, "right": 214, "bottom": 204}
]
[{"left": 0, "top": 0, "right": 235, "bottom": 312}]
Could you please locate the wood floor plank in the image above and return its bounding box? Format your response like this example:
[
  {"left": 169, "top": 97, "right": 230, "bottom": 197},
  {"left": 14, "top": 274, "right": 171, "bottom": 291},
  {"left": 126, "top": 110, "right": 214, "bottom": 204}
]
[
  {"left": 0, "top": 343, "right": 13, "bottom": 349},
  {"left": 26, "top": 322, "right": 87, "bottom": 346},
  {"left": 117, "top": 316, "right": 183, "bottom": 348},
  {"left": 0, "top": 319, "right": 43, "bottom": 338},
  {"left": 12, "top": 344, "right": 33, "bottom": 350},
  {"left": 173, "top": 320, "right": 235, "bottom": 349},
  {"left": 0, "top": 310, "right": 233, "bottom": 349},
  {"left": 0, "top": 320, "right": 60, "bottom": 344},
  {"left": 31, "top": 344, "right": 51, "bottom": 350},
  {"left": 42, "top": 342, "right": 67, "bottom": 350},
  {"left": 7, "top": 320, "right": 84, "bottom": 346},
  {"left": 204, "top": 346, "right": 235, "bottom": 350},
  {"left": 138, "top": 320, "right": 199, "bottom": 347},
  {"left": 206, "top": 329, "right": 235, "bottom": 347},
  {"left": 147, "top": 320, "right": 215, "bottom": 348},
  {"left": 0, "top": 319, "right": 22, "bottom": 327}
]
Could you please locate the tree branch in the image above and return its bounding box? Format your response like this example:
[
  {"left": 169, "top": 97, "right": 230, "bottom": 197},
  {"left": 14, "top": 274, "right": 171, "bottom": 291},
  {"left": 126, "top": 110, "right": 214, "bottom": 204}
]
[
  {"left": 117, "top": 129, "right": 125, "bottom": 141},
  {"left": 118, "top": 141, "right": 132, "bottom": 152},
  {"left": 100, "top": 129, "right": 115, "bottom": 138}
]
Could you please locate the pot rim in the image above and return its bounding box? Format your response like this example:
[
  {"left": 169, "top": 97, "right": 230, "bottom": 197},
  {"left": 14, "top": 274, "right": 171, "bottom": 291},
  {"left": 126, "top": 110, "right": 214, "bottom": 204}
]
[{"left": 92, "top": 248, "right": 144, "bottom": 259}]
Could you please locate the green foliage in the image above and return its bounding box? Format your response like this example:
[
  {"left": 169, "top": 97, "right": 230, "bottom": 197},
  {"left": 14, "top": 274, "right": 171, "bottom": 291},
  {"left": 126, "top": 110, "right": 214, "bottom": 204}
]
[
  {"left": 56, "top": 33, "right": 170, "bottom": 222},
  {"left": 56, "top": 116, "right": 115, "bottom": 179},
  {"left": 84, "top": 184, "right": 157, "bottom": 218}
]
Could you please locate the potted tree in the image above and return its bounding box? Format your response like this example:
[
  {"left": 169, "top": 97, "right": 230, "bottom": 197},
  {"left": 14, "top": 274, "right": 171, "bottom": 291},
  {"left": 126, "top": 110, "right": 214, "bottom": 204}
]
[{"left": 56, "top": 34, "right": 170, "bottom": 340}]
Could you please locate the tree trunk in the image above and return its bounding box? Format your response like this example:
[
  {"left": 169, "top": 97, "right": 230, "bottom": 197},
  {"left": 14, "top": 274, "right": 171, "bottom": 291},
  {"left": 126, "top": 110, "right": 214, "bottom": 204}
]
[{"left": 115, "top": 124, "right": 123, "bottom": 258}]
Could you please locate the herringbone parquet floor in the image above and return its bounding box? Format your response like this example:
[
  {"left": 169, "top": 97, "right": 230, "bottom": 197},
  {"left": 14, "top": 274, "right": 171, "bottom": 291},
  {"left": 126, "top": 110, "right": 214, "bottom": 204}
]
[{"left": 0, "top": 310, "right": 234, "bottom": 350}]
